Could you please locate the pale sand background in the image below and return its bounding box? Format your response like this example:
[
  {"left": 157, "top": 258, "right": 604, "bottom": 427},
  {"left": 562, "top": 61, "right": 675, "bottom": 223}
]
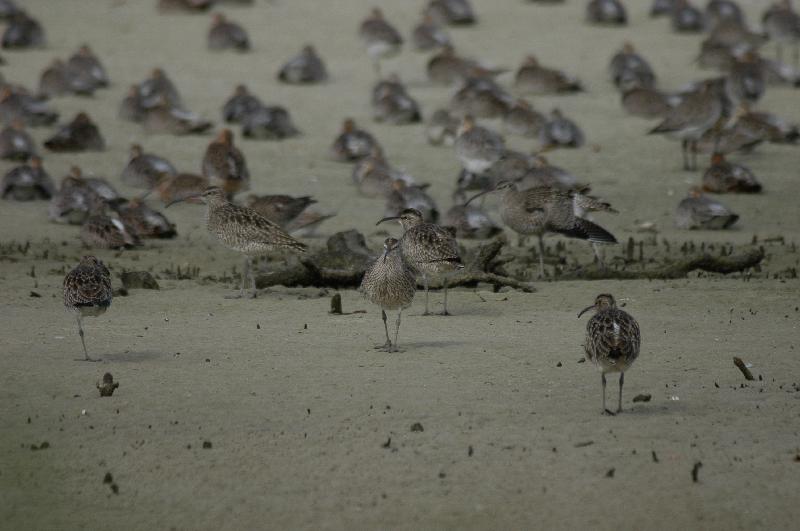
[{"left": 1, "top": 0, "right": 799, "bottom": 529}]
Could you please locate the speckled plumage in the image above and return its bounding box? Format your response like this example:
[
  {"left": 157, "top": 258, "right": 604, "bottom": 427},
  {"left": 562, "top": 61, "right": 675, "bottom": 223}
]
[
  {"left": 587, "top": 0, "right": 627, "bottom": 25},
  {"left": 378, "top": 208, "right": 463, "bottom": 315},
  {"left": 63, "top": 256, "right": 112, "bottom": 361},
  {"left": 0, "top": 119, "right": 36, "bottom": 160},
  {"left": 170, "top": 187, "right": 306, "bottom": 298},
  {"left": 360, "top": 238, "right": 417, "bottom": 352},
  {"left": 579, "top": 294, "right": 641, "bottom": 414},
  {"left": 467, "top": 181, "right": 617, "bottom": 277}
]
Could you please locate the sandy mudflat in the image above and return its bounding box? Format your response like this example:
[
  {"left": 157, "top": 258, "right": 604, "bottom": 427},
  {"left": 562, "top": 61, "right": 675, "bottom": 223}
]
[{"left": 1, "top": 0, "right": 799, "bottom": 530}]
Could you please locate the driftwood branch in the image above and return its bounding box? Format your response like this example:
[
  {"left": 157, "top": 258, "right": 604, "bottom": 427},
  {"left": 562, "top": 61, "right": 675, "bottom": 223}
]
[
  {"left": 555, "top": 248, "right": 764, "bottom": 281},
  {"left": 254, "top": 231, "right": 535, "bottom": 292},
  {"left": 253, "top": 231, "right": 764, "bottom": 289}
]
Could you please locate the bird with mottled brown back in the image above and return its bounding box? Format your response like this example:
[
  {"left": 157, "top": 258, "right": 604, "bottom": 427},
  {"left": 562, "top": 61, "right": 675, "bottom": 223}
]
[
  {"left": 377, "top": 208, "right": 462, "bottom": 315},
  {"left": 359, "top": 237, "right": 417, "bottom": 352},
  {"left": 167, "top": 187, "right": 306, "bottom": 298},
  {"left": 63, "top": 256, "right": 112, "bottom": 361},
  {"left": 578, "top": 294, "right": 641, "bottom": 414}
]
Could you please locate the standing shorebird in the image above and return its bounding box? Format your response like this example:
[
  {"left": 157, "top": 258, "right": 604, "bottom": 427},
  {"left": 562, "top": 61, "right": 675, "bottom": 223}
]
[
  {"left": 466, "top": 181, "right": 617, "bottom": 278},
  {"left": 649, "top": 80, "right": 723, "bottom": 171},
  {"left": 579, "top": 294, "right": 641, "bottom": 415},
  {"left": 359, "top": 237, "right": 417, "bottom": 352},
  {"left": 359, "top": 8, "right": 403, "bottom": 75},
  {"left": 377, "top": 208, "right": 463, "bottom": 316},
  {"left": 202, "top": 129, "right": 249, "bottom": 200},
  {"left": 167, "top": 187, "right": 306, "bottom": 299},
  {"left": 63, "top": 256, "right": 113, "bottom": 361}
]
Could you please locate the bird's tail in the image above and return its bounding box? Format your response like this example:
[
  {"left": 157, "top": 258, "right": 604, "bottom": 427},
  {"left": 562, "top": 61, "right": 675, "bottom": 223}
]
[{"left": 558, "top": 218, "right": 617, "bottom": 244}]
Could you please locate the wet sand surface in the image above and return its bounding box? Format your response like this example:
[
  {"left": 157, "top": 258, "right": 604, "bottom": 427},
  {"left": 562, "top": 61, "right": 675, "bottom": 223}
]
[{"left": 1, "top": 1, "right": 799, "bottom": 529}]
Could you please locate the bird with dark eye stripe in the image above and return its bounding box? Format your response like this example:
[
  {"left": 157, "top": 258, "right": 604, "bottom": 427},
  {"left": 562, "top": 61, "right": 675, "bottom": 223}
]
[
  {"left": 63, "top": 256, "right": 113, "bottom": 362},
  {"left": 579, "top": 294, "right": 641, "bottom": 415}
]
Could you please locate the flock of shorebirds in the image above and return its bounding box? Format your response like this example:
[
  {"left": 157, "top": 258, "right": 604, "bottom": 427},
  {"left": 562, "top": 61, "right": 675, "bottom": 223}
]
[{"left": 2, "top": 0, "right": 798, "bottom": 414}]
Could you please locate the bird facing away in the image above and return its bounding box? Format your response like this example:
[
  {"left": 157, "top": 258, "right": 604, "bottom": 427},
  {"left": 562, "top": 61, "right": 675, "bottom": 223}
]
[
  {"left": 167, "top": 186, "right": 306, "bottom": 298},
  {"left": 202, "top": 128, "right": 249, "bottom": 199},
  {"left": 377, "top": 208, "right": 463, "bottom": 316},
  {"left": 359, "top": 237, "right": 417, "bottom": 352},
  {"left": 278, "top": 45, "right": 328, "bottom": 84},
  {"left": 63, "top": 256, "right": 113, "bottom": 361},
  {"left": 466, "top": 181, "right": 618, "bottom": 278},
  {"left": 208, "top": 13, "right": 250, "bottom": 51},
  {"left": 579, "top": 293, "right": 641, "bottom": 415}
]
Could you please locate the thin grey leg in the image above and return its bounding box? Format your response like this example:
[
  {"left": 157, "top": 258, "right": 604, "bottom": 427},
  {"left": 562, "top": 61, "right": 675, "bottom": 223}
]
[
  {"left": 75, "top": 314, "right": 96, "bottom": 362},
  {"left": 246, "top": 257, "right": 257, "bottom": 299},
  {"left": 690, "top": 141, "right": 697, "bottom": 171},
  {"left": 601, "top": 372, "right": 606, "bottom": 413},
  {"left": 537, "top": 235, "right": 546, "bottom": 279},
  {"left": 376, "top": 309, "right": 392, "bottom": 350},
  {"left": 592, "top": 243, "right": 604, "bottom": 268},
  {"left": 440, "top": 277, "right": 450, "bottom": 316},
  {"left": 422, "top": 274, "right": 430, "bottom": 315},
  {"left": 393, "top": 309, "right": 402, "bottom": 351},
  {"left": 618, "top": 372, "right": 625, "bottom": 413}
]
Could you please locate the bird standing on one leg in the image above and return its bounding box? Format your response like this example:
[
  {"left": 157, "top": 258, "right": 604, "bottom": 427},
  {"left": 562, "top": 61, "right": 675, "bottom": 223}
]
[
  {"left": 359, "top": 237, "right": 416, "bottom": 352},
  {"left": 578, "top": 294, "right": 641, "bottom": 415},
  {"left": 377, "top": 208, "right": 463, "bottom": 316},
  {"left": 63, "top": 256, "right": 113, "bottom": 361},
  {"left": 167, "top": 187, "right": 306, "bottom": 299}
]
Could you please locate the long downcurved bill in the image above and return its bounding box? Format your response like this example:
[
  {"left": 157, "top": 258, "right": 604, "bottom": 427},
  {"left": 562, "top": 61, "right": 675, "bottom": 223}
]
[
  {"left": 577, "top": 305, "right": 595, "bottom": 318},
  {"left": 464, "top": 189, "right": 491, "bottom": 206},
  {"left": 165, "top": 193, "right": 202, "bottom": 208},
  {"left": 376, "top": 216, "right": 399, "bottom": 226}
]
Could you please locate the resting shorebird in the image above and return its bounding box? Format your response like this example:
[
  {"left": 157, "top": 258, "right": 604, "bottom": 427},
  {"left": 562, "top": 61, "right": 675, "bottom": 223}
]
[
  {"left": 466, "top": 181, "right": 617, "bottom": 278},
  {"left": 586, "top": 0, "right": 627, "bottom": 25},
  {"left": 44, "top": 112, "right": 104, "bottom": 152},
  {"left": 609, "top": 42, "right": 656, "bottom": 89},
  {"left": 167, "top": 187, "right": 306, "bottom": 299},
  {"left": 513, "top": 55, "right": 582, "bottom": 95},
  {"left": 377, "top": 208, "right": 463, "bottom": 316},
  {"left": 63, "top": 256, "right": 113, "bottom": 361},
  {"left": 579, "top": 294, "right": 641, "bottom": 415},
  {"left": 359, "top": 8, "right": 403, "bottom": 75},
  {"left": 454, "top": 115, "right": 504, "bottom": 173},
  {"left": 649, "top": 80, "right": 723, "bottom": 170},
  {"left": 359, "top": 237, "right": 417, "bottom": 352},
  {"left": 1, "top": 156, "right": 54, "bottom": 200},
  {"left": 277, "top": 45, "right": 328, "bottom": 84},
  {"left": 702, "top": 152, "right": 762, "bottom": 193},
  {"left": 120, "top": 144, "right": 177, "bottom": 189},
  {"left": 675, "top": 187, "right": 739, "bottom": 229},
  {"left": 208, "top": 13, "right": 250, "bottom": 51}
]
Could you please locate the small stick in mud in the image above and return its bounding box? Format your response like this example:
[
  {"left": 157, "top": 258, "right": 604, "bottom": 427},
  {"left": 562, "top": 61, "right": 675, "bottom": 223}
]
[{"left": 733, "top": 357, "right": 755, "bottom": 381}]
